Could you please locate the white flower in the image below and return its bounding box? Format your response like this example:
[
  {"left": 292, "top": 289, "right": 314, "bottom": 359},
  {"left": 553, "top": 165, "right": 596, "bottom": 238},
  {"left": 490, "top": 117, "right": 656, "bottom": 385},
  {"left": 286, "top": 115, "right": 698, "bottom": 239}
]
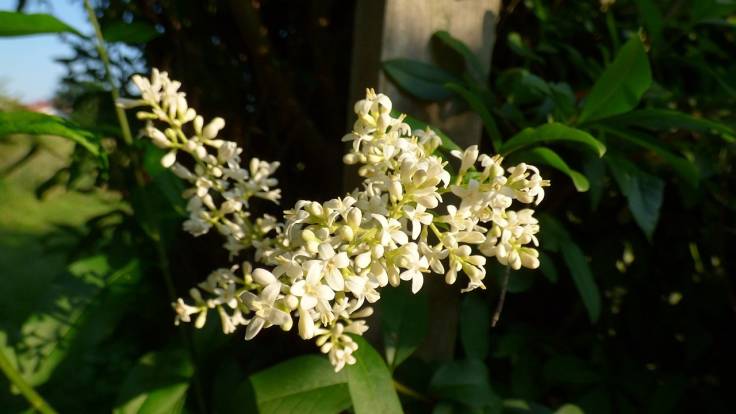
[
  {"left": 290, "top": 261, "right": 335, "bottom": 311},
  {"left": 317, "top": 243, "right": 349, "bottom": 291},
  {"left": 241, "top": 283, "right": 290, "bottom": 340}
]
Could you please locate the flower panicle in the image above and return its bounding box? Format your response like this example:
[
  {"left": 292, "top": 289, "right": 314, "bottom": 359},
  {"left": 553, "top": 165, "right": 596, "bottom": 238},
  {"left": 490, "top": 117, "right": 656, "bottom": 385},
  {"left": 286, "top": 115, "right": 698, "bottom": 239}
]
[{"left": 121, "top": 70, "right": 549, "bottom": 371}]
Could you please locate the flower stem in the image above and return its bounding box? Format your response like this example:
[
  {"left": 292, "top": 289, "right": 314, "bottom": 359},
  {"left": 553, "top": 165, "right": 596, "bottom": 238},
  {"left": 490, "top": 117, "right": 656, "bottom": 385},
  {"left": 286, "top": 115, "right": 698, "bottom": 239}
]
[
  {"left": 0, "top": 348, "right": 58, "bottom": 414},
  {"left": 82, "top": 0, "right": 134, "bottom": 146},
  {"left": 492, "top": 265, "right": 511, "bottom": 327}
]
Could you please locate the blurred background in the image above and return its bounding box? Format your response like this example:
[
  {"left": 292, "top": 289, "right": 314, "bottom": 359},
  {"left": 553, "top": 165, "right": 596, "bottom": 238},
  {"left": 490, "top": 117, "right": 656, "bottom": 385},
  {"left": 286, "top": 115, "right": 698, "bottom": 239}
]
[{"left": 1, "top": 0, "right": 735, "bottom": 413}]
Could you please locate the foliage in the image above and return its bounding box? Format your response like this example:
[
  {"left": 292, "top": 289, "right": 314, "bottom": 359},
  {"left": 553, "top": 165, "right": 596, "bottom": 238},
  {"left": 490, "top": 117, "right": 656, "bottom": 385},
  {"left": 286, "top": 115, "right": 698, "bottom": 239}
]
[{"left": 1, "top": 0, "right": 735, "bottom": 413}]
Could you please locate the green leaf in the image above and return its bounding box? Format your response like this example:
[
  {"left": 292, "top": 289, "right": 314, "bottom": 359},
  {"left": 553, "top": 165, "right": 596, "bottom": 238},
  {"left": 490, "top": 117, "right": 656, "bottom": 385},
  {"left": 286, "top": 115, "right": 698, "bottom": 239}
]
[
  {"left": 507, "top": 32, "right": 543, "bottom": 63},
  {"left": 601, "top": 126, "right": 699, "bottom": 188},
  {"left": 346, "top": 336, "right": 403, "bottom": 414},
  {"left": 500, "top": 123, "right": 606, "bottom": 157},
  {"left": 0, "top": 111, "right": 107, "bottom": 168},
  {"left": 459, "top": 295, "right": 491, "bottom": 360},
  {"left": 0, "top": 11, "right": 82, "bottom": 37},
  {"left": 579, "top": 37, "right": 652, "bottom": 123},
  {"left": 398, "top": 112, "right": 461, "bottom": 152},
  {"left": 538, "top": 252, "right": 558, "bottom": 283},
  {"left": 503, "top": 399, "right": 554, "bottom": 414},
  {"left": 516, "top": 147, "right": 590, "bottom": 192},
  {"left": 429, "top": 358, "right": 501, "bottom": 409},
  {"left": 432, "top": 31, "right": 485, "bottom": 82},
  {"left": 383, "top": 58, "right": 460, "bottom": 101},
  {"left": 606, "top": 154, "right": 665, "bottom": 239},
  {"left": 102, "top": 21, "right": 161, "bottom": 44},
  {"left": 635, "top": 0, "right": 664, "bottom": 47},
  {"left": 381, "top": 284, "right": 428, "bottom": 369},
  {"left": 113, "top": 349, "right": 193, "bottom": 414},
  {"left": 554, "top": 404, "right": 585, "bottom": 414},
  {"left": 596, "top": 109, "right": 736, "bottom": 142},
  {"left": 540, "top": 216, "right": 602, "bottom": 323},
  {"left": 445, "top": 82, "right": 503, "bottom": 152},
  {"left": 250, "top": 355, "right": 351, "bottom": 414}
]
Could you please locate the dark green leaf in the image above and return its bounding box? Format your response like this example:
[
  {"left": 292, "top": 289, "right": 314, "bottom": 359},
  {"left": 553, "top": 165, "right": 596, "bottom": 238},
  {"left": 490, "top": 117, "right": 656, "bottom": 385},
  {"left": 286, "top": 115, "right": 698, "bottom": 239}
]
[
  {"left": 383, "top": 58, "right": 460, "bottom": 101},
  {"left": 516, "top": 147, "right": 590, "bottom": 192},
  {"left": 432, "top": 31, "right": 485, "bottom": 82},
  {"left": 635, "top": 0, "right": 664, "bottom": 46},
  {"left": 347, "top": 336, "right": 403, "bottom": 414},
  {"left": 503, "top": 399, "right": 554, "bottom": 414},
  {"left": 579, "top": 37, "right": 652, "bottom": 123},
  {"left": 606, "top": 154, "right": 665, "bottom": 239},
  {"left": 500, "top": 123, "right": 606, "bottom": 157},
  {"left": 561, "top": 241, "right": 601, "bottom": 323},
  {"left": 0, "top": 11, "right": 82, "bottom": 37},
  {"left": 381, "top": 284, "right": 428, "bottom": 369},
  {"left": 596, "top": 109, "right": 736, "bottom": 142},
  {"left": 507, "top": 32, "right": 543, "bottom": 63},
  {"left": 601, "top": 125, "right": 699, "bottom": 188},
  {"left": 429, "top": 358, "right": 501, "bottom": 409},
  {"left": 102, "top": 21, "right": 161, "bottom": 44},
  {"left": 538, "top": 252, "right": 558, "bottom": 283},
  {"left": 445, "top": 82, "right": 503, "bottom": 152},
  {"left": 540, "top": 216, "right": 601, "bottom": 322},
  {"left": 459, "top": 295, "right": 490, "bottom": 360},
  {"left": 113, "top": 349, "right": 193, "bottom": 414},
  {"left": 0, "top": 111, "right": 107, "bottom": 168},
  {"left": 250, "top": 355, "right": 351, "bottom": 414}
]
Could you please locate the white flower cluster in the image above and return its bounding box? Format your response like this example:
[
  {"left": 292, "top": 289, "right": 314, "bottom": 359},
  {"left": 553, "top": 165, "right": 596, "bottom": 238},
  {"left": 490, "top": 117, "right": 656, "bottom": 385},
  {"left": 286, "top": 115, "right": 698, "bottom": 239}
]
[{"left": 121, "top": 70, "right": 549, "bottom": 371}]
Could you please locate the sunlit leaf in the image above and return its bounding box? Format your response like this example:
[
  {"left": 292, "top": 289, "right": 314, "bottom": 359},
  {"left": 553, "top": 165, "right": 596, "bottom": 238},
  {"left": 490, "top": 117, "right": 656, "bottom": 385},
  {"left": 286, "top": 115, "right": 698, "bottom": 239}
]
[
  {"left": 595, "top": 109, "right": 736, "bottom": 142},
  {"left": 347, "top": 336, "right": 403, "bottom": 414},
  {"left": 579, "top": 37, "right": 651, "bottom": 123},
  {"left": 250, "top": 355, "right": 351, "bottom": 414},
  {"left": 113, "top": 349, "right": 193, "bottom": 414},
  {"left": 0, "top": 11, "right": 82, "bottom": 37},
  {"left": 501, "top": 123, "right": 606, "bottom": 157},
  {"left": 0, "top": 111, "right": 107, "bottom": 168},
  {"left": 515, "top": 147, "right": 590, "bottom": 192}
]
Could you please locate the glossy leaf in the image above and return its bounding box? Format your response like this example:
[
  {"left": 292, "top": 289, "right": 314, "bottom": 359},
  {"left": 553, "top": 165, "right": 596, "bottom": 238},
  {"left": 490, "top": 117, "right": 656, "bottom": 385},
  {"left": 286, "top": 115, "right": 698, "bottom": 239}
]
[
  {"left": 579, "top": 37, "right": 652, "bottom": 123},
  {"left": 381, "top": 284, "right": 428, "bottom": 369},
  {"left": 0, "top": 11, "right": 82, "bottom": 37},
  {"left": 346, "top": 336, "right": 403, "bottom": 414},
  {"left": 0, "top": 111, "right": 107, "bottom": 168},
  {"left": 516, "top": 147, "right": 590, "bottom": 192},
  {"left": 459, "top": 295, "right": 491, "bottom": 360},
  {"left": 250, "top": 355, "right": 351, "bottom": 414},
  {"left": 500, "top": 122, "right": 606, "bottom": 157},
  {"left": 596, "top": 109, "right": 736, "bottom": 142},
  {"left": 102, "top": 21, "right": 161, "bottom": 44},
  {"left": 383, "top": 58, "right": 459, "bottom": 101},
  {"left": 606, "top": 154, "right": 665, "bottom": 239},
  {"left": 113, "top": 349, "right": 193, "bottom": 414}
]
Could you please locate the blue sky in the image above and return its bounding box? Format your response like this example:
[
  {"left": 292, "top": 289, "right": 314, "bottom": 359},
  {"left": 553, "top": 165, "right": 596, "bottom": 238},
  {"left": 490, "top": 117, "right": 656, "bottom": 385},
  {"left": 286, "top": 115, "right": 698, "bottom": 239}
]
[{"left": 0, "top": 0, "right": 91, "bottom": 102}]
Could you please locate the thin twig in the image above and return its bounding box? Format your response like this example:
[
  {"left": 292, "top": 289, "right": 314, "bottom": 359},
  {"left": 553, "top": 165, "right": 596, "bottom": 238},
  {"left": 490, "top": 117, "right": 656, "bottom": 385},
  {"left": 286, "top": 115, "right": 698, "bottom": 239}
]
[
  {"left": 393, "top": 380, "right": 432, "bottom": 403},
  {"left": 0, "top": 348, "right": 58, "bottom": 414},
  {"left": 82, "top": 2, "right": 207, "bottom": 412},
  {"left": 491, "top": 266, "right": 511, "bottom": 327}
]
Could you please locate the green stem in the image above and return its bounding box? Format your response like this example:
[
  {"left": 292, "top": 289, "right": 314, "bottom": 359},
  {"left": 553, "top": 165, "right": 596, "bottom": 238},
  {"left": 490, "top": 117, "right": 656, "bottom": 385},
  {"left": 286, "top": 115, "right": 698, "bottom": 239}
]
[
  {"left": 393, "top": 380, "right": 431, "bottom": 403},
  {"left": 82, "top": 0, "right": 134, "bottom": 146},
  {"left": 0, "top": 348, "right": 58, "bottom": 414},
  {"left": 82, "top": 2, "right": 207, "bottom": 412},
  {"left": 491, "top": 265, "right": 511, "bottom": 327}
]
